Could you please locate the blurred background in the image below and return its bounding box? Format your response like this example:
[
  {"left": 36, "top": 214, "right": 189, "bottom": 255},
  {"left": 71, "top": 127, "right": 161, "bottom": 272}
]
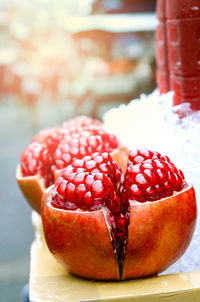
[{"left": 0, "top": 0, "right": 157, "bottom": 301}]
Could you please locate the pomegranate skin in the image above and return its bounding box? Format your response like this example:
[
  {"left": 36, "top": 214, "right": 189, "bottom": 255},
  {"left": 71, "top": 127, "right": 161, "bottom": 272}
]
[
  {"left": 42, "top": 190, "right": 119, "bottom": 280},
  {"left": 122, "top": 184, "right": 197, "bottom": 280},
  {"left": 111, "top": 146, "right": 129, "bottom": 174},
  {"left": 16, "top": 165, "right": 44, "bottom": 214}
]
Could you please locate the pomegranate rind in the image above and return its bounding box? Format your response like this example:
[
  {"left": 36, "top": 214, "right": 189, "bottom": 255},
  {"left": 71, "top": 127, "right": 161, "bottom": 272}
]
[
  {"left": 16, "top": 165, "right": 45, "bottom": 214},
  {"left": 41, "top": 189, "right": 120, "bottom": 280},
  {"left": 122, "top": 184, "right": 197, "bottom": 280},
  {"left": 111, "top": 146, "right": 129, "bottom": 174}
]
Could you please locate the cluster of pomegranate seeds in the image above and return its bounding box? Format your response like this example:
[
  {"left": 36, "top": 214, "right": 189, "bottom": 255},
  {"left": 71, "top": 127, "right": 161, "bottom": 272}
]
[
  {"left": 121, "top": 149, "right": 186, "bottom": 203},
  {"left": 52, "top": 152, "right": 122, "bottom": 210},
  {"left": 128, "top": 148, "right": 170, "bottom": 164},
  {"left": 62, "top": 115, "right": 102, "bottom": 134},
  {"left": 20, "top": 142, "right": 55, "bottom": 187},
  {"left": 32, "top": 127, "right": 65, "bottom": 149},
  {"left": 20, "top": 116, "right": 119, "bottom": 187},
  {"left": 21, "top": 127, "right": 64, "bottom": 187},
  {"left": 54, "top": 129, "right": 119, "bottom": 170}
]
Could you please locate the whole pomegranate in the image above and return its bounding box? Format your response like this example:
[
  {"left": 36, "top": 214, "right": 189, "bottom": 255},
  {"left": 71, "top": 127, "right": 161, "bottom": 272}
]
[{"left": 42, "top": 148, "right": 197, "bottom": 280}]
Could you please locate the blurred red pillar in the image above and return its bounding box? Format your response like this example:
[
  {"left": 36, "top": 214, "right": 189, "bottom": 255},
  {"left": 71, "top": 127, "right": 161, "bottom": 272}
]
[
  {"left": 156, "top": 0, "right": 200, "bottom": 110},
  {"left": 156, "top": 0, "right": 170, "bottom": 94}
]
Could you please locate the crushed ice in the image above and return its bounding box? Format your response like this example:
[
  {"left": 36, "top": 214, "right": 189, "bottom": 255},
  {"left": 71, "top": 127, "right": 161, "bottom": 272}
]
[{"left": 103, "top": 89, "right": 200, "bottom": 274}]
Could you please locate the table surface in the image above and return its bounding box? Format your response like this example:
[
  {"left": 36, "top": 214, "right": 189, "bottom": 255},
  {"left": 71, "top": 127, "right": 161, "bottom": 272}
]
[{"left": 29, "top": 212, "right": 200, "bottom": 302}]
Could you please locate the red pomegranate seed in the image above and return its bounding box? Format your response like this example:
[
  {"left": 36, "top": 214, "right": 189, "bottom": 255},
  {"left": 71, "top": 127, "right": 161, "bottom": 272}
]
[
  {"left": 82, "top": 192, "right": 93, "bottom": 207},
  {"left": 65, "top": 183, "right": 76, "bottom": 203},
  {"left": 57, "top": 181, "right": 67, "bottom": 196}
]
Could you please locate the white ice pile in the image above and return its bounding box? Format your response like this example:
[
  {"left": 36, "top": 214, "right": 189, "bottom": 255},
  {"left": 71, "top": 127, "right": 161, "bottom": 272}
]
[{"left": 103, "top": 89, "right": 200, "bottom": 274}]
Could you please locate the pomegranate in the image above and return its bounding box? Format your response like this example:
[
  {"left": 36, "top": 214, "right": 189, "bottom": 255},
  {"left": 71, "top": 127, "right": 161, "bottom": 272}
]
[
  {"left": 16, "top": 116, "right": 123, "bottom": 213},
  {"left": 42, "top": 149, "right": 197, "bottom": 280}
]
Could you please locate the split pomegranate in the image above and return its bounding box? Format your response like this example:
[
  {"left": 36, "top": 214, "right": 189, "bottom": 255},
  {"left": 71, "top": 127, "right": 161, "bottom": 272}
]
[
  {"left": 16, "top": 116, "right": 121, "bottom": 213},
  {"left": 42, "top": 148, "right": 197, "bottom": 280},
  {"left": 20, "top": 116, "right": 118, "bottom": 187}
]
